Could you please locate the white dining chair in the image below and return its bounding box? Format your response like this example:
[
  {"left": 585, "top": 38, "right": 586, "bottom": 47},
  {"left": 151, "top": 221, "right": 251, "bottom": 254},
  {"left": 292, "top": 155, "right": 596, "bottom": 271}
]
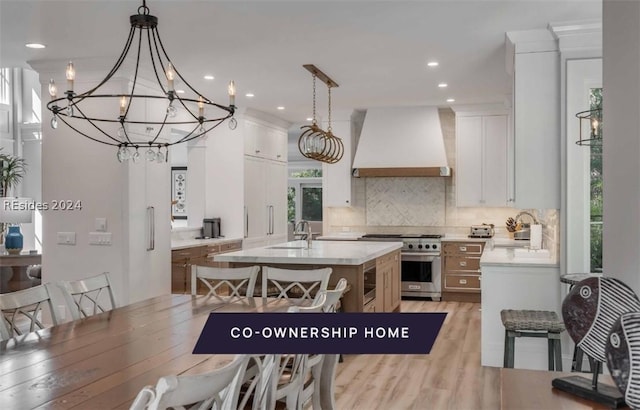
[
  {"left": 287, "top": 292, "right": 327, "bottom": 313},
  {"left": 259, "top": 353, "right": 307, "bottom": 410},
  {"left": 0, "top": 312, "right": 11, "bottom": 341},
  {"left": 57, "top": 272, "right": 117, "bottom": 320},
  {"left": 322, "top": 278, "right": 348, "bottom": 313},
  {"left": 0, "top": 283, "right": 59, "bottom": 337},
  {"left": 262, "top": 266, "right": 332, "bottom": 301},
  {"left": 191, "top": 265, "right": 260, "bottom": 297},
  {"left": 130, "top": 354, "right": 250, "bottom": 410}
]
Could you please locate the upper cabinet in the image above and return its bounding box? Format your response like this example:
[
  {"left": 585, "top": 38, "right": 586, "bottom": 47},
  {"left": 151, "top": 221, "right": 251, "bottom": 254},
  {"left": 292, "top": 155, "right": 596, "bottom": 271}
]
[
  {"left": 456, "top": 113, "right": 508, "bottom": 207},
  {"left": 507, "top": 29, "right": 561, "bottom": 209},
  {"left": 244, "top": 118, "right": 287, "bottom": 163},
  {"left": 322, "top": 116, "right": 353, "bottom": 207}
]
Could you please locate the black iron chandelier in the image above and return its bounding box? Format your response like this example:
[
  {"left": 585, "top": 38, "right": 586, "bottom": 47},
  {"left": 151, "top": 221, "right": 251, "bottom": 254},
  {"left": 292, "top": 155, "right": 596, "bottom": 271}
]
[{"left": 46, "top": 0, "right": 237, "bottom": 163}]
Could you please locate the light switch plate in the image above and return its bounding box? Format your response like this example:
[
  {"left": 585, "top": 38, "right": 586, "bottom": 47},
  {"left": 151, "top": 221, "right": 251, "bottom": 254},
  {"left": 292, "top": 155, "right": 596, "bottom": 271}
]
[
  {"left": 95, "top": 217, "right": 107, "bottom": 232},
  {"left": 57, "top": 232, "right": 76, "bottom": 245},
  {"left": 89, "top": 232, "right": 112, "bottom": 246}
]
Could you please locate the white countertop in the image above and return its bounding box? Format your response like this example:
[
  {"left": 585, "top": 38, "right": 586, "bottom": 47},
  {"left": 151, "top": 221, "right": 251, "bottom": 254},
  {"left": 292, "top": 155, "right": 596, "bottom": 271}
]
[
  {"left": 214, "top": 240, "right": 402, "bottom": 265},
  {"left": 171, "top": 237, "right": 242, "bottom": 250},
  {"left": 480, "top": 247, "right": 558, "bottom": 267},
  {"left": 316, "top": 232, "right": 365, "bottom": 241}
]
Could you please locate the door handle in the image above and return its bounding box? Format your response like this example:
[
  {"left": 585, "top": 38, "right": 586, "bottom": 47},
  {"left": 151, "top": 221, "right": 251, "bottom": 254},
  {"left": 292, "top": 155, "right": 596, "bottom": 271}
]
[
  {"left": 244, "top": 206, "right": 248, "bottom": 238},
  {"left": 146, "top": 206, "right": 155, "bottom": 251}
]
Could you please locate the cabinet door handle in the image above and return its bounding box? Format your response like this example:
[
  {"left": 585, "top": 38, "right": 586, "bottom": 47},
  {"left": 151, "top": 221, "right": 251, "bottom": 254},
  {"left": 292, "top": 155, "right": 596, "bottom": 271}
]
[
  {"left": 146, "top": 206, "right": 155, "bottom": 251},
  {"left": 459, "top": 261, "right": 467, "bottom": 267},
  {"left": 459, "top": 279, "right": 467, "bottom": 285},
  {"left": 244, "top": 206, "right": 249, "bottom": 238},
  {"left": 459, "top": 246, "right": 467, "bottom": 252}
]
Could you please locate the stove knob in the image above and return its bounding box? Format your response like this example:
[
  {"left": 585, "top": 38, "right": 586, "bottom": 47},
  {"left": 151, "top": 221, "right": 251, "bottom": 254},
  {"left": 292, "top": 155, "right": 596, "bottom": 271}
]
[
  {"left": 432, "top": 244, "right": 438, "bottom": 250},
  {"left": 418, "top": 244, "right": 423, "bottom": 249},
  {"left": 408, "top": 244, "right": 413, "bottom": 249}
]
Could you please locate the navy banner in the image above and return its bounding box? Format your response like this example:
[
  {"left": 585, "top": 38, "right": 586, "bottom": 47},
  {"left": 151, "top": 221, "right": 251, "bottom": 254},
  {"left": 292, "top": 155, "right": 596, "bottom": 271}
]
[{"left": 193, "top": 312, "right": 447, "bottom": 354}]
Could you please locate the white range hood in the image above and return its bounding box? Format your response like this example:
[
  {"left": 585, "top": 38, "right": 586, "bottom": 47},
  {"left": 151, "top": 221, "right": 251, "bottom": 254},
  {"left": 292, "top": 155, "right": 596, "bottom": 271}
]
[{"left": 352, "top": 106, "right": 451, "bottom": 177}]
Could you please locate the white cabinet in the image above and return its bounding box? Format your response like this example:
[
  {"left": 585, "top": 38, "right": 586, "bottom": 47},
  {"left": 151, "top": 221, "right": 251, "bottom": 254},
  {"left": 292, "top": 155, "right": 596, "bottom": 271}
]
[
  {"left": 244, "top": 119, "right": 287, "bottom": 162},
  {"left": 243, "top": 154, "right": 288, "bottom": 249},
  {"left": 322, "top": 119, "right": 352, "bottom": 207},
  {"left": 456, "top": 114, "right": 508, "bottom": 207},
  {"left": 511, "top": 50, "right": 560, "bottom": 209}
]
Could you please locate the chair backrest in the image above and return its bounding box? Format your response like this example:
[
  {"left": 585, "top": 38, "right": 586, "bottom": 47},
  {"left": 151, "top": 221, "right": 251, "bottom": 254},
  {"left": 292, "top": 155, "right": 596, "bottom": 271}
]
[
  {"left": 0, "top": 312, "right": 11, "bottom": 341},
  {"left": 322, "top": 278, "right": 348, "bottom": 313},
  {"left": 262, "top": 267, "right": 332, "bottom": 300},
  {"left": 287, "top": 292, "right": 327, "bottom": 313},
  {"left": 191, "top": 265, "right": 260, "bottom": 298},
  {"left": 57, "top": 272, "right": 117, "bottom": 320},
  {"left": 0, "top": 283, "right": 58, "bottom": 337},
  {"left": 130, "top": 354, "right": 250, "bottom": 410},
  {"left": 259, "top": 353, "right": 307, "bottom": 410}
]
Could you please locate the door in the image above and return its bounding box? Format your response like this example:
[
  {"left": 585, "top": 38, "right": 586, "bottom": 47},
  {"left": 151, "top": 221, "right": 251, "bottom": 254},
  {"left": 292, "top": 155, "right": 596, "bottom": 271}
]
[
  {"left": 244, "top": 156, "right": 266, "bottom": 239},
  {"left": 266, "top": 160, "right": 287, "bottom": 238}
]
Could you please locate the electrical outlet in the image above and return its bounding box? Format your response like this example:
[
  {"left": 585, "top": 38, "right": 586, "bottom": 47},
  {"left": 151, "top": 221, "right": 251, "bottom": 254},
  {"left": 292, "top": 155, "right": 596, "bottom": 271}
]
[{"left": 57, "top": 232, "right": 76, "bottom": 245}]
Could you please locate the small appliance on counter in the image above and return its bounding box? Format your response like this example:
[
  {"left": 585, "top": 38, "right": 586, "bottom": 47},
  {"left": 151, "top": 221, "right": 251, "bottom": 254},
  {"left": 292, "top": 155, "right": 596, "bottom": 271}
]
[
  {"left": 469, "top": 224, "right": 494, "bottom": 238},
  {"left": 196, "top": 218, "right": 221, "bottom": 239},
  {"left": 507, "top": 211, "right": 538, "bottom": 241}
]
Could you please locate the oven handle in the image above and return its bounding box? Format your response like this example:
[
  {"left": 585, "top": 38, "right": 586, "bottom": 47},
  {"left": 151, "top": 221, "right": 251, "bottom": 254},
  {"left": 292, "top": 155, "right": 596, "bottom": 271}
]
[{"left": 401, "top": 253, "right": 440, "bottom": 262}]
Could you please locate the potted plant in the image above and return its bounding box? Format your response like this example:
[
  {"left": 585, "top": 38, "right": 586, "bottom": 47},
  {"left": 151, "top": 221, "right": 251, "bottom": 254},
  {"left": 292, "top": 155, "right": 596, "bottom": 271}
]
[{"left": 0, "top": 151, "right": 27, "bottom": 251}]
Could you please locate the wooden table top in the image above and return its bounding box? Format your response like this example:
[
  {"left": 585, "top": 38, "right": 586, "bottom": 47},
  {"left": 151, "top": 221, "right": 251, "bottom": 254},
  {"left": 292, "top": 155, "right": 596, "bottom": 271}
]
[
  {"left": 501, "top": 368, "right": 628, "bottom": 409},
  {"left": 0, "top": 294, "right": 300, "bottom": 409}
]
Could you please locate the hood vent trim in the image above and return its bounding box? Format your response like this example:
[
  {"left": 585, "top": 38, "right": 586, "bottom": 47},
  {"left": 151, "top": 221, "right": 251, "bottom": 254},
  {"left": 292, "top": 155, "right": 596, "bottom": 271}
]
[{"left": 353, "top": 167, "right": 451, "bottom": 178}]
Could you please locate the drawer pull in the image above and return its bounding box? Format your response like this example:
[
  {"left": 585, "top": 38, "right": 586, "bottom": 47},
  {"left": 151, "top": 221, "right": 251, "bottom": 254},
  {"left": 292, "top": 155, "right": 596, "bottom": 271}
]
[
  {"left": 459, "top": 261, "right": 467, "bottom": 267},
  {"left": 459, "top": 279, "right": 467, "bottom": 285},
  {"left": 459, "top": 246, "right": 467, "bottom": 252}
]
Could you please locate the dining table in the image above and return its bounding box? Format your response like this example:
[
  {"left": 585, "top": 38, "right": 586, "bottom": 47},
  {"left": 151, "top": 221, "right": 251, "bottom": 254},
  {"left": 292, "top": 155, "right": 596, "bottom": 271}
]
[{"left": 0, "top": 294, "right": 337, "bottom": 409}]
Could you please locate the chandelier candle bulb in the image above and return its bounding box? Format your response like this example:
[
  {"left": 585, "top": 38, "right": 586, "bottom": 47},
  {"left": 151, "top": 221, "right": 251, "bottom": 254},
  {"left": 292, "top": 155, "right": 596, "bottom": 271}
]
[
  {"left": 228, "top": 81, "right": 235, "bottom": 106},
  {"left": 198, "top": 96, "right": 204, "bottom": 117},
  {"left": 65, "top": 61, "right": 75, "bottom": 92},
  {"left": 119, "top": 96, "right": 127, "bottom": 116},
  {"left": 48, "top": 79, "right": 57, "bottom": 99},
  {"left": 166, "top": 63, "right": 175, "bottom": 91}
]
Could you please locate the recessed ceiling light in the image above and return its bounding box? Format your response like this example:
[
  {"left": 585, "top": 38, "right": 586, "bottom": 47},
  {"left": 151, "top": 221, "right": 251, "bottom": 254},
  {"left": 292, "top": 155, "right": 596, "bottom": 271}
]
[
  {"left": 176, "top": 89, "right": 185, "bottom": 94},
  {"left": 306, "top": 117, "right": 313, "bottom": 121},
  {"left": 446, "top": 98, "right": 455, "bottom": 103},
  {"left": 25, "top": 43, "right": 46, "bottom": 49},
  {"left": 245, "top": 93, "right": 254, "bottom": 98},
  {"left": 203, "top": 75, "right": 215, "bottom": 80},
  {"left": 277, "top": 106, "right": 285, "bottom": 110},
  {"left": 438, "top": 83, "right": 448, "bottom": 88},
  {"left": 427, "top": 61, "right": 439, "bottom": 67}
]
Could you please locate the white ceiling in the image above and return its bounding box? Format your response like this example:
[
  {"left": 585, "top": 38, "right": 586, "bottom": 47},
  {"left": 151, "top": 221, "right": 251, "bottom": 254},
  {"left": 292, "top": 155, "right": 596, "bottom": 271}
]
[{"left": 1, "top": 0, "right": 601, "bottom": 125}]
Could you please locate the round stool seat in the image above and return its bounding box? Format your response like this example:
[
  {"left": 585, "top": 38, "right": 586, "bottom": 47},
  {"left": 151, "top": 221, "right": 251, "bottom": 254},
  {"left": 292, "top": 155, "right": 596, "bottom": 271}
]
[{"left": 501, "top": 309, "right": 565, "bottom": 333}]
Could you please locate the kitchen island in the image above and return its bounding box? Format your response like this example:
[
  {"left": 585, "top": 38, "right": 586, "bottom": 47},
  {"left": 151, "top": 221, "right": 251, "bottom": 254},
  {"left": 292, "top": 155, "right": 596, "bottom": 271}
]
[{"left": 214, "top": 240, "right": 402, "bottom": 313}]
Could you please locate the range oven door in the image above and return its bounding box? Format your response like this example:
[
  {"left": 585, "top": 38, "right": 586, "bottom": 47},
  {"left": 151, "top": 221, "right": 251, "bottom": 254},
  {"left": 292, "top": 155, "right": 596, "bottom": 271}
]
[{"left": 401, "top": 253, "right": 441, "bottom": 300}]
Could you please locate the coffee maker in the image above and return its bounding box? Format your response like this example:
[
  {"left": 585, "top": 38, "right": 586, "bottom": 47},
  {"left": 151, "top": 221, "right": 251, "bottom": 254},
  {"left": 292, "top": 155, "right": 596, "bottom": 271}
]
[{"left": 202, "top": 218, "right": 221, "bottom": 238}]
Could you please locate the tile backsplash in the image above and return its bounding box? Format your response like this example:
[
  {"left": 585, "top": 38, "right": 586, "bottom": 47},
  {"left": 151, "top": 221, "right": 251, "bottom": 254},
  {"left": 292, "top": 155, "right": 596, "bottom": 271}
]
[{"left": 366, "top": 177, "right": 445, "bottom": 226}]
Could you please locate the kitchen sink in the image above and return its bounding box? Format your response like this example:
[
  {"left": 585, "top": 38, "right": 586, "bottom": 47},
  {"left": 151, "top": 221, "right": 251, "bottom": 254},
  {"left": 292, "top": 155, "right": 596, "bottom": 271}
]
[{"left": 267, "top": 246, "right": 307, "bottom": 250}]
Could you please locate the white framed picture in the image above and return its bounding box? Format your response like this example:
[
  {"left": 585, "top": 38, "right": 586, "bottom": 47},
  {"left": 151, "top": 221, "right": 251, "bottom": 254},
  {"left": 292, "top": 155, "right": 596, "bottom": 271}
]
[{"left": 171, "top": 167, "right": 187, "bottom": 220}]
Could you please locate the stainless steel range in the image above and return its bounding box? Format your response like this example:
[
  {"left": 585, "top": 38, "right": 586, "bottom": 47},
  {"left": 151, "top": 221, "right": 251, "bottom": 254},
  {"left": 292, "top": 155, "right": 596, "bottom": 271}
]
[{"left": 359, "top": 234, "right": 442, "bottom": 301}]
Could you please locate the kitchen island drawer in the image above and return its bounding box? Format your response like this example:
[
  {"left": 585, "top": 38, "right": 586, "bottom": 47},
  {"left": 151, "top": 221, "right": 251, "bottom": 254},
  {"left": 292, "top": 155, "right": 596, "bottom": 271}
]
[
  {"left": 444, "top": 256, "right": 480, "bottom": 271},
  {"left": 444, "top": 274, "right": 481, "bottom": 291}
]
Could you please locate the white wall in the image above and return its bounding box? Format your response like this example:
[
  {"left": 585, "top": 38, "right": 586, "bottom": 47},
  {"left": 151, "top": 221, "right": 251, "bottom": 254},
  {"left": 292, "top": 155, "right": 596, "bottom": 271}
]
[{"left": 602, "top": 0, "right": 640, "bottom": 292}]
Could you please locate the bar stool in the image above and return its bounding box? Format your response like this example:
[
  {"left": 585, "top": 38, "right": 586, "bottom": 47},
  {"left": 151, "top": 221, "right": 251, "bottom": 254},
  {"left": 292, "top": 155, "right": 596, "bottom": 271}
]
[{"left": 501, "top": 309, "right": 565, "bottom": 371}]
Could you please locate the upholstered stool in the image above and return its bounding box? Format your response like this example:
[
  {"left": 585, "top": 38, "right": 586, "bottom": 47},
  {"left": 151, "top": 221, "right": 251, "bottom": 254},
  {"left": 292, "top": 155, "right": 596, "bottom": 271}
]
[{"left": 501, "top": 309, "right": 565, "bottom": 371}]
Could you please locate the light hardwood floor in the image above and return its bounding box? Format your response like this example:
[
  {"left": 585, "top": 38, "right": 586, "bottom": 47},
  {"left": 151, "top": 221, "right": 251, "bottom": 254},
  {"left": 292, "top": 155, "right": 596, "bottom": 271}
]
[{"left": 333, "top": 300, "right": 500, "bottom": 410}]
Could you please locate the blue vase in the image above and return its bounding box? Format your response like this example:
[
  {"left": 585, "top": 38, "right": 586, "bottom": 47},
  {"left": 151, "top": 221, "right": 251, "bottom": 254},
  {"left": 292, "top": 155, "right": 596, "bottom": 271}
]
[{"left": 5, "top": 226, "right": 23, "bottom": 255}]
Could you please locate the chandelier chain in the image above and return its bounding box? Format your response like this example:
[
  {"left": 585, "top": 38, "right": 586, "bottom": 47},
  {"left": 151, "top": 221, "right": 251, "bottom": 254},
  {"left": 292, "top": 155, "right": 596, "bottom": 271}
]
[
  {"left": 312, "top": 74, "right": 317, "bottom": 125},
  {"left": 327, "top": 85, "right": 332, "bottom": 132}
]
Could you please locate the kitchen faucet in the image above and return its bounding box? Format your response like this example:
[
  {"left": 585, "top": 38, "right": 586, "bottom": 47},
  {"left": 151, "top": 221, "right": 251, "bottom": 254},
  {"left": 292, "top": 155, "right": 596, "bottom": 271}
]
[{"left": 293, "top": 220, "right": 313, "bottom": 249}]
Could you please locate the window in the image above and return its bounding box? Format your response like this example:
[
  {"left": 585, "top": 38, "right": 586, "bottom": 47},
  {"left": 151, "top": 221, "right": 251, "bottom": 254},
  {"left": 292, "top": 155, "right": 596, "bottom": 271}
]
[
  {"left": 590, "top": 88, "right": 602, "bottom": 273},
  {"left": 0, "top": 68, "right": 10, "bottom": 105},
  {"left": 288, "top": 168, "right": 322, "bottom": 222}
]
